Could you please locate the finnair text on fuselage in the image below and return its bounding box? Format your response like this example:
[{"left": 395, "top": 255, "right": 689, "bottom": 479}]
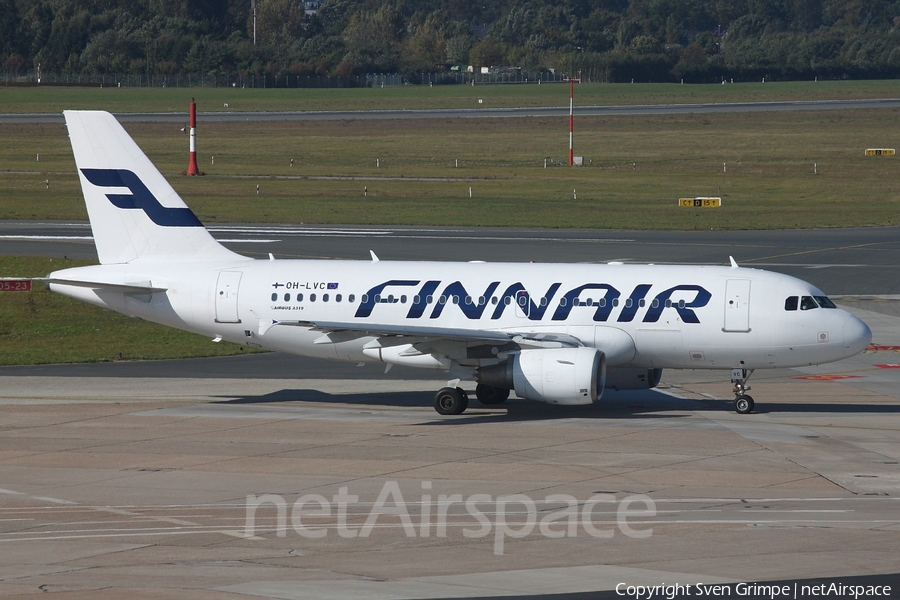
[{"left": 286, "top": 279, "right": 712, "bottom": 323}]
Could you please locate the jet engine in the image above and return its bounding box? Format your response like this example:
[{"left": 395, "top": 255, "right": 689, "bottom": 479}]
[
  {"left": 477, "top": 347, "right": 606, "bottom": 405},
  {"left": 604, "top": 367, "right": 663, "bottom": 391}
]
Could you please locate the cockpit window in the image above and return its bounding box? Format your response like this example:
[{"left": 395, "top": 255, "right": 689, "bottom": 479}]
[
  {"left": 785, "top": 296, "right": 798, "bottom": 311},
  {"left": 814, "top": 296, "right": 837, "bottom": 309},
  {"left": 800, "top": 296, "right": 818, "bottom": 310}
]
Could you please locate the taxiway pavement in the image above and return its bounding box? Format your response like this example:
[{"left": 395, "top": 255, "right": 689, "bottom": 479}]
[{"left": 1, "top": 225, "right": 899, "bottom": 597}]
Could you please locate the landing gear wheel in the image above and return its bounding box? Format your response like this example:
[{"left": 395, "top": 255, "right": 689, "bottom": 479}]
[
  {"left": 475, "top": 384, "right": 510, "bottom": 405},
  {"left": 434, "top": 387, "right": 468, "bottom": 415},
  {"left": 734, "top": 395, "right": 755, "bottom": 415}
]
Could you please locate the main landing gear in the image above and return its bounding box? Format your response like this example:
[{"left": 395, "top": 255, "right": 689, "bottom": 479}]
[
  {"left": 731, "top": 368, "right": 755, "bottom": 415},
  {"left": 433, "top": 384, "right": 511, "bottom": 415},
  {"left": 434, "top": 387, "right": 468, "bottom": 415},
  {"left": 475, "top": 383, "right": 510, "bottom": 405}
]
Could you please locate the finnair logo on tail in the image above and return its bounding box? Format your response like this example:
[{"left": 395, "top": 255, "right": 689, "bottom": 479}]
[{"left": 80, "top": 168, "right": 203, "bottom": 227}]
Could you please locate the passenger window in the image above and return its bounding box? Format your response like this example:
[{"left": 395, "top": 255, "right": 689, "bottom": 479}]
[
  {"left": 625, "top": 298, "right": 633, "bottom": 308},
  {"left": 815, "top": 296, "right": 837, "bottom": 309},
  {"left": 800, "top": 296, "right": 818, "bottom": 310},
  {"left": 298, "top": 293, "right": 304, "bottom": 302},
  {"left": 284, "top": 293, "right": 290, "bottom": 302},
  {"left": 310, "top": 293, "right": 316, "bottom": 302},
  {"left": 784, "top": 296, "right": 798, "bottom": 311},
  {"left": 349, "top": 294, "right": 355, "bottom": 303},
  {"left": 271, "top": 293, "right": 277, "bottom": 301},
  {"left": 336, "top": 294, "right": 342, "bottom": 302},
  {"left": 323, "top": 294, "right": 329, "bottom": 302}
]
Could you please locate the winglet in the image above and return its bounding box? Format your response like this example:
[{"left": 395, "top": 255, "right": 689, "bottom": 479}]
[
  {"left": 370, "top": 250, "right": 380, "bottom": 262},
  {"left": 729, "top": 256, "right": 739, "bottom": 268}
]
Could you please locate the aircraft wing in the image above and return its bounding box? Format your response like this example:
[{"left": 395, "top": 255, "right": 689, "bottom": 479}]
[{"left": 265, "top": 319, "right": 585, "bottom": 349}]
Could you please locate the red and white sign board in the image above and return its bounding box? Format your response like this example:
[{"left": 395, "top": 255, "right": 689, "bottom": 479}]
[{"left": 0, "top": 279, "right": 31, "bottom": 292}]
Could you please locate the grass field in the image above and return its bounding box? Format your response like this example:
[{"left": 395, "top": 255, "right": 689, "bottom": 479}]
[
  {"left": 1, "top": 107, "right": 898, "bottom": 230},
  {"left": 0, "top": 79, "right": 898, "bottom": 114}
]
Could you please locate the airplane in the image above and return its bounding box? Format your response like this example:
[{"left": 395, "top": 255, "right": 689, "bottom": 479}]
[{"left": 43, "top": 110, "right": 872, "bottom": 416}]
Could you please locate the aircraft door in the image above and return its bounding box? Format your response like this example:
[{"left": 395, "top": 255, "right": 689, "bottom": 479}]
[
  {"left": 723, "top": 279, "right": 751, "bottom": 332},
  {"left": 215, "top": 271, "right": 242, "bottom": 323}
]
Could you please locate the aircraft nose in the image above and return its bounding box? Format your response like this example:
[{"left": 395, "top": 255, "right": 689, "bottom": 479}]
[{"left": 842, "top": 313, "right": 872, "bottom": 356}]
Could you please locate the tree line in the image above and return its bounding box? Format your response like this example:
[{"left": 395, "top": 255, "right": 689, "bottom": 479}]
[{"left": 2, "top": 0, "right": 899, "bottom": 83}]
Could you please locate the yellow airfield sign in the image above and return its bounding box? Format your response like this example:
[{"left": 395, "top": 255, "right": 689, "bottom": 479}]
[
  {"left": 679, "top": 197, "right": 721, "bottom": 208},
  {"left": 865, "top": 149, "right": 895, "bottom": 156}
]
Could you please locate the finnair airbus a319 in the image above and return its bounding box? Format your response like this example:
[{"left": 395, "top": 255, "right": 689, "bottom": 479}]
[{"left": 44, "top": 111, "right": 871, "bottom": 416}]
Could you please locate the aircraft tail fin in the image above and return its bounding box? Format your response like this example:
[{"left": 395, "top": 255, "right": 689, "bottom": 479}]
[{"left": 64, "top": 110, "right": 240, "bottom": 265}]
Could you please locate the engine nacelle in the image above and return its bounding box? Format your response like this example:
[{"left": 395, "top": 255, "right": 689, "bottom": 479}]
[
  {"left": 604, "top": 367, "right": 663, "bottom": 391},
  {"left": 477, "top": 347, "right": 606, "bottom": 405}
]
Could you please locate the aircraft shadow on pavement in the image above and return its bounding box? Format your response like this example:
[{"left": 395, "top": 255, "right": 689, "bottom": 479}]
[
  {"left": 212, "top": 388, "right": 721, "bottom": 421},
  {"left": 759, "top": 402, "right": 900, "bottom": 414},
  {"left": 214, "top": 389, "right": 430, "bottom": 408}
]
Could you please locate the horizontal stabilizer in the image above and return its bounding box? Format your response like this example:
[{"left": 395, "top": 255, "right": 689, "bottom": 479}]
[{"left": 41, "top": 278, "right": 168, "bottom": 294}]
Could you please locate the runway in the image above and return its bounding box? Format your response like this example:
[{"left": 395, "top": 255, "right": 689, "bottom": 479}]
[
  {"left": 3, "top": 98, "right": 900, "bottom": 124},
  {"left": 1, "top": 221, "right": 900, "bottom": 597},
  {"left": 3, "top": 220, "right": 900, "bottom": 295}
]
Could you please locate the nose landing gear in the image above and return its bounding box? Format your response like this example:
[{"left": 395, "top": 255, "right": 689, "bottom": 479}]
[{"left": 731, "top": 368, "right": 755, "bottom": 414}]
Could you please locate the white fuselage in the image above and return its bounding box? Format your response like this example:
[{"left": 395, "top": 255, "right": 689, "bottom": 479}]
[{"left": 49, "top": 258, "right": 872, "bottom": 373}]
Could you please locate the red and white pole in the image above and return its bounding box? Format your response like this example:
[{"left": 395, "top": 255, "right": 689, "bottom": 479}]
[
  {"left": 568, "top": 79, "right": 574, "bottom": 166},
  {"left": 186, "top": 98, "right": 200, "bottom": 176}
]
